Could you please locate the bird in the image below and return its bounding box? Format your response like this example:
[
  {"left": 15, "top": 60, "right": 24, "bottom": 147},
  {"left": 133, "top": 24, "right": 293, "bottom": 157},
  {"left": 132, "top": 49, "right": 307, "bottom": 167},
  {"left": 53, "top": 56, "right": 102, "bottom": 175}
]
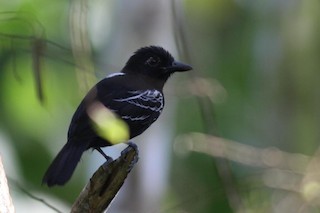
[{"left": 42, "top": 46, "right": 192, "bottom": 187}]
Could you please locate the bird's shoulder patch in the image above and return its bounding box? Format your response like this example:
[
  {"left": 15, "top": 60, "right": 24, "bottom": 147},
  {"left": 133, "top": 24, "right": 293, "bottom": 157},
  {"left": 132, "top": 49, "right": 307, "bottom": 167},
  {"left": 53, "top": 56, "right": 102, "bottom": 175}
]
[{"left": 106, "top": 72, "right": 125, "bottom": 78}]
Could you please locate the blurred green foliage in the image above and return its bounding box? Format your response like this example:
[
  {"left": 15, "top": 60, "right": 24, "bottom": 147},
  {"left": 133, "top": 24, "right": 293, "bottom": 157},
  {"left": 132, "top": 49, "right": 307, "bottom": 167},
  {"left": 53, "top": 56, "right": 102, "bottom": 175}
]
[
  {"left": 171, "top": 0, "right": 320, "bottom": 212},
  {"left": 1, "top": 0, "right": 320, "bottom": 212}
]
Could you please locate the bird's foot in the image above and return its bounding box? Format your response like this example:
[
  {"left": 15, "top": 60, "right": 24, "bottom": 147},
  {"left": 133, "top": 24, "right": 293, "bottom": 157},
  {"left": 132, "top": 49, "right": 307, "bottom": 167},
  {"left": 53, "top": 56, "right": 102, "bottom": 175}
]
[{"left": 121, "top": 141, "right": 139, "bottom": 171}]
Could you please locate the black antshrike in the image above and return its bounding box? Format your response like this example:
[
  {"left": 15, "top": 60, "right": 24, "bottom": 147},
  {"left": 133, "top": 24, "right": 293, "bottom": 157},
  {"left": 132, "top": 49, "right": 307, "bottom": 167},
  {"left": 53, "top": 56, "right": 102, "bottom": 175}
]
[{"left": 42, "top": 46, "right": 192, "bottom": 186}]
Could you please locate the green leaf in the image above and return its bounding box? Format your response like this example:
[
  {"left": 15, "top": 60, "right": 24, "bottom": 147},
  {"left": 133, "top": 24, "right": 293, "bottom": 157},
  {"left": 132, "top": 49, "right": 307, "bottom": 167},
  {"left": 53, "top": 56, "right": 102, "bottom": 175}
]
[{"left": 87, "top": 102, "right": 129, "bottom": 145}]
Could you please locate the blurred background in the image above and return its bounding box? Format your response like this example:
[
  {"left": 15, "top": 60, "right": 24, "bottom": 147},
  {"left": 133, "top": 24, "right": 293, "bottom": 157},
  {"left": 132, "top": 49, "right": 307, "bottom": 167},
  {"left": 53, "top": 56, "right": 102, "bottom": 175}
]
[{"left": 1, "top": 0, "right": 320, "bottom": 212}]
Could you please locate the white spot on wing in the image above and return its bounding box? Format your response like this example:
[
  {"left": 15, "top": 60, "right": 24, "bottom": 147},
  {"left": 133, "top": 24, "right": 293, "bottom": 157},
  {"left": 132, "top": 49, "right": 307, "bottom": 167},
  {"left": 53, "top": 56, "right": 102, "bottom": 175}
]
[{"left": 106, "top": 72, "right": 125, "bottom": 78}]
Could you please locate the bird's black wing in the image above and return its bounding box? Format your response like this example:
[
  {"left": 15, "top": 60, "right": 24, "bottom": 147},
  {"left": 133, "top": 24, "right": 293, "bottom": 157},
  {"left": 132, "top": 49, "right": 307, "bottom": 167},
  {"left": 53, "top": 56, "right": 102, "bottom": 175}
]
[{"left": 99, "top": 87, "right": 164, "bottom": 138}]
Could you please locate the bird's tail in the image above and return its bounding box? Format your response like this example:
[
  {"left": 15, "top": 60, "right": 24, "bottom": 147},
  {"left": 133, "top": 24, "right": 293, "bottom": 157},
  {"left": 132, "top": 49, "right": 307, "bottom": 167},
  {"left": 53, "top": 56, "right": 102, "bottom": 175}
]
[{"left": 42, "top": 141, "right": 88, "bottom": 187}]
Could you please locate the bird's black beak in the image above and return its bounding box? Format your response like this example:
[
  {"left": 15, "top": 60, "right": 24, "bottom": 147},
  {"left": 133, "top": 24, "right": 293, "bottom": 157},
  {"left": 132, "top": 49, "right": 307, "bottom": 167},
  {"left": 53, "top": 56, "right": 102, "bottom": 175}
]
[{"left": 166, "top": 61, "right": 192, "bottom": 73}]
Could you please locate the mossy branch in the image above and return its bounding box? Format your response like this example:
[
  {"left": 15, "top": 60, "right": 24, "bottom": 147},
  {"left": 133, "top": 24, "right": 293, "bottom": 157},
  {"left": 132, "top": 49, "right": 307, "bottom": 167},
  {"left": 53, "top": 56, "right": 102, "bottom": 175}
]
[{"left": 71, "top": 143, "right": 139, "bottom": 213}]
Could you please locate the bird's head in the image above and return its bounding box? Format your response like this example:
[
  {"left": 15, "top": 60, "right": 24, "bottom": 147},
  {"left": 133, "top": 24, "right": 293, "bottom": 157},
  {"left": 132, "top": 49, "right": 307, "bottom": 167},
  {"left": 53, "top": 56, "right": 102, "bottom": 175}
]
[{"left": 123, "top": 46, "right": 192, "bottom": 81}]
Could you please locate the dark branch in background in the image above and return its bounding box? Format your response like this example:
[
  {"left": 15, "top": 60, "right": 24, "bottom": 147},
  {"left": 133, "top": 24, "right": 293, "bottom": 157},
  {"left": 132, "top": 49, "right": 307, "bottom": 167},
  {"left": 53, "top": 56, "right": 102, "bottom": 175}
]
[
  {"left": 0, "top": 11, "right": 46, "bottom": 102},
  {"left": 31, "top": 37, "right": 46, "bottom": 102},
  {"left": 171, "top": 0, "right": 244, "bottom": 211},
  {"left": 0, "top": 10, "right": 75, "bottom": 103},
  {"left": 0, "top": 31, "right": 80, "bottom": 104},
  {"left": 0, "top": 32, "right": 73, "bottom": 56},
  {"left": 71, "top": 143, "right": 139, "bottom": 213},
  {"left": 0, "top": 33, "right": 71, "bottom": 103}
]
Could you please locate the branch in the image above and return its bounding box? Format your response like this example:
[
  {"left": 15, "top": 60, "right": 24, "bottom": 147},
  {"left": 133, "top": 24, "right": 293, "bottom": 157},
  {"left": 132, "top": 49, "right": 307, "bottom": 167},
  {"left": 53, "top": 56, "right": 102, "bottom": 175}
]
[
  {"left": 0, "top": 156, "right": 15, "bottom": 213},
  {"left": 175, "top": 133, "right": 309, "bottom": 172},
  {"left": 71, "top": 143, "right": 139, "bottom": 213},
  {"left": 175, "top": 133, "right": 320, "bottom": 207}
]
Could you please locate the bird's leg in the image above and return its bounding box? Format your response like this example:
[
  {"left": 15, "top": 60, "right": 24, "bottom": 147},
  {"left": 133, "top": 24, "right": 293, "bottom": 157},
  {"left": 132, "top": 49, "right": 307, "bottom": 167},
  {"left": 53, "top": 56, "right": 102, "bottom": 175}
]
[{"left": 95, "top": 147, "right": 113, "bottom": 162}]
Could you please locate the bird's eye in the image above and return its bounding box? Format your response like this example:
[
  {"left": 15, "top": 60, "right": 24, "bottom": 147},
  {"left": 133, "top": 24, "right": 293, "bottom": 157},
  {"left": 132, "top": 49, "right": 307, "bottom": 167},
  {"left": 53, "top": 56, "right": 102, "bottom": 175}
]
[{"left": 145, "top": 56, "right": 160, "bottom": 67}]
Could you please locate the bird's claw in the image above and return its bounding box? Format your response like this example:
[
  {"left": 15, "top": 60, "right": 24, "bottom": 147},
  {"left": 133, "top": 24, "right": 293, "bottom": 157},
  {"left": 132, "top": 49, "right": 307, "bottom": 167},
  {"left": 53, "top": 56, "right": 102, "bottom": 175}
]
[{"left": 121, "top": 141, "right": 139, "bottom": 171}]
